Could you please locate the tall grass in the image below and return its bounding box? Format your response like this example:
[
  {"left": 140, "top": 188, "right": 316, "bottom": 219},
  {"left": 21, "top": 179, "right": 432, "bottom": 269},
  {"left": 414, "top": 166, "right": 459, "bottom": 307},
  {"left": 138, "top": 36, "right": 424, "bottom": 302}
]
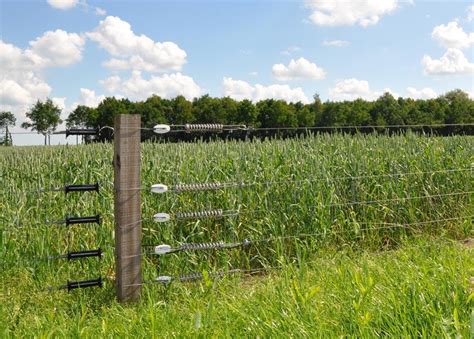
[{"left": 1, "top": 133, "right": 473, "bottom": 336}]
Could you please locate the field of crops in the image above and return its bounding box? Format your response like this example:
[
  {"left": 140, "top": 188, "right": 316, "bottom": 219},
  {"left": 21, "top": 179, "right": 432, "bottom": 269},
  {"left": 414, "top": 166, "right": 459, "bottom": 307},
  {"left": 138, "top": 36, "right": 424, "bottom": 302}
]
[{"left": 1, "top": 133, "right": 473, "bottom": 336}]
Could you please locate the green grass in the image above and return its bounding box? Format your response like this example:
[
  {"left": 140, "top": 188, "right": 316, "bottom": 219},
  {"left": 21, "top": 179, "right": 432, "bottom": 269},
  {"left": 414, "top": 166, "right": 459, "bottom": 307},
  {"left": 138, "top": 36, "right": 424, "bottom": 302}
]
[
  {"left": 1, "top": 133, "right": 473, "bottom": 336},
  {"left": 1, "top": 238, "right": 473, "bottom": 337}
]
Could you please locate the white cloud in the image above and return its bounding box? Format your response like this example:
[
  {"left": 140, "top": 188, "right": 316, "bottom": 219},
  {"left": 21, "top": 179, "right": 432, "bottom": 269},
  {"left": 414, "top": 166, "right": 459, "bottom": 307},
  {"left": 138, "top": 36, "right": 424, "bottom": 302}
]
[
  {"left": 249, "top": 71, "right": 258, "bottom": 77},
  {"left": 52, "top": 97, "right": 67, "bottom": 110},
  {"left": 406, "top": 87, "right": 437, "bottom": 99},
  {"left": 47, "top": 0, "right": 79, "bottom": 10},
  {"left": 280, "top": 46, "right": 302, "bottom": 55},
  {"left": 468, "top": 5, "right": 474, "bottom": 21},
  {"left": 94, "top": 7, "right": 107, "bottom": 16},
  {"left": 29, "top": 29, "right": 85, "bottom": 67},
  {"left": 328, "top": 78, "right": 390, "bottom": 101},
  {"left": 272, "top": 57, "right": 326, "bottom": 81},
  {"left": 0, "top": 76, "right": 51, "bottom": 107},
  {"left": 422, "top": 48, "right": 474, "bottom": 76},
  {"left": 87, "top": 16, "right": 187, "bottom": 72},
  {"left": 222, "top": 78, "right": 255, "bottom": 101},
  {"left": 431, "top": 21, "right": 474, "bottom": 50},
  {"left": 100, "top": 76, "right": 121, "bottom": 93},
  {"left": 78, "top": 88, "right": 105, "bottom": 108},
  {"left": 322, "top": 40, "right": 350, "bottom": 47},
  {"left": 0, "top": 40, "right": 38, "bottom": 73},
  {"left": 0, "top": 32, "right": 84, "bottom": 122},
  {"left": 223, "top": 77, "right": 310, "bottom": 103},
  {"left": 103, "top": 58, "right": 130, "bottom": 72},
  {"left": 305, "top": 0, "right": 400, "bottom": 27},
  {"left": 47, "top": 0, "right": 106, "bottom": 16},
  {"left": 101, "top": 71, "right": 201, "bottom": 101}
]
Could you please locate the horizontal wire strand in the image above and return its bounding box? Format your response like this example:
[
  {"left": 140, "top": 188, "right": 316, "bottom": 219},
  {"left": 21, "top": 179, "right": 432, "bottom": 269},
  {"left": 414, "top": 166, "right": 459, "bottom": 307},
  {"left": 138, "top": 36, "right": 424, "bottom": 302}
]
[
  {"left": 110, "top": 167, "right": 473, "bottom": 193},
  {"left": 236, "top": 190, "right": 474, "bottom": 218},
  {"left": 4, "top": 216, "right": 471, "bottom": 268},
  {"left": 3, "top": 190, "right": 471, "bottom": 231},
  {"left": 3, "top": 166, "right": 469, "bottom": 196},
  {"left": 142, "top": 215, "right": 473, "bottom": 255},
  {"left": 21, "top": 122, "right": 469, "bottom": 136},
  {"left": 243, "top": 123, "right": 474, "bottom": 131},
  {"left": 126, "top": 227, "right": 472, "bottom": 288}
]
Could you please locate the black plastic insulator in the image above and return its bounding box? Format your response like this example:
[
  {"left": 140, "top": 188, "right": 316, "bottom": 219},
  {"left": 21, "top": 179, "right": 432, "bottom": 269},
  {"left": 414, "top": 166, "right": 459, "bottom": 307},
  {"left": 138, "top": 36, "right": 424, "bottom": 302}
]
[
  {"left": 67, "top": 277, "right": 103, "bottom": 291},
  {"left": 66, "top": 214, "right": 101, "bottom": 226},
  {"left": 67, "top": 248, "right": 102, "bottom": 260},
  {"left": 66, "top": 128, "right": 99, "bottom": 138},
  {"left": 65, "top": 183, "right": 99, "bottom": 194}
]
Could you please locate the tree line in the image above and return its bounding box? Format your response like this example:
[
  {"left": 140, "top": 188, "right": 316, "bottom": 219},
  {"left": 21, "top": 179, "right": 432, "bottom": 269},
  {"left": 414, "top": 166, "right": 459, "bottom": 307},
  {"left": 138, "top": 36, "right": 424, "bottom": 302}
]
[{"left": 3, "top": 89, "right": 473, "bottom": 145}]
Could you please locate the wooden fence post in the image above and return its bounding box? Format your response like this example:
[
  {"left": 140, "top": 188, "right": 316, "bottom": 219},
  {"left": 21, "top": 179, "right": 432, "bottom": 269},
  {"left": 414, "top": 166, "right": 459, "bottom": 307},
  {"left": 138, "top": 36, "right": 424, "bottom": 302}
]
[{"left": 114, "top": 114, "right": 142, "bottom": 302}]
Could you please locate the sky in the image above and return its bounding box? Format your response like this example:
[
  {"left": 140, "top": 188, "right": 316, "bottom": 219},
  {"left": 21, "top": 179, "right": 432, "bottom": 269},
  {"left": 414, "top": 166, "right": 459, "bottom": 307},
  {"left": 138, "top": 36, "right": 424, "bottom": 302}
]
[{"left": 1, "top": 0, "right": 473, "bottom": 145}]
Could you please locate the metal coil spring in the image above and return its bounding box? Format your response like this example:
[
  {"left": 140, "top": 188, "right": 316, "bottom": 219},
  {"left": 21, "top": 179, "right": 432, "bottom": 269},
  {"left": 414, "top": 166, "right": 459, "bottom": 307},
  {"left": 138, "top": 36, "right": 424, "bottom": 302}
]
[
  {"left": 179, "top": 241, "right": 226, "bottom": 251},
  {"left": 179, "top": 271, "right": 226, "bottom": 282},
  {"left": 174, "top": 182, "right": 224, "bottom": 192},
  {"left": 185, "top": 124, "right": 224, "bottom": 133},
  {"left": 179, "top": 272, "right": 204, "bottom": 282},
  {"left": 175, "top": 209, "right": 223, "bottom": 220}
]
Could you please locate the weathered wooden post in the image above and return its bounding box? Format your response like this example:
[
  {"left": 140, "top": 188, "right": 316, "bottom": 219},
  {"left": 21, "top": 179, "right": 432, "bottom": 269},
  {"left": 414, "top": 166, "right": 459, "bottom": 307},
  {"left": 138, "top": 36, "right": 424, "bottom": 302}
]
[{"left": 114, "top": 114, "right": 142, "bottom": 302}]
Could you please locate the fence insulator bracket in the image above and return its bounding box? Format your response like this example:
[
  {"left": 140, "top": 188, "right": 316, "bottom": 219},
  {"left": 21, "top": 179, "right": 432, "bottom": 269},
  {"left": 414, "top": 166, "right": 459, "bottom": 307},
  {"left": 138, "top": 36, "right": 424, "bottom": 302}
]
[
  {"left": 65, "top": 183, "right": 100, "bottom": 194},
  {"left": 155, "top": 276, "right": 173, "bottom": 284},
  {"left": 67, "top": 248, "right": 103, "bottom": 260},
  {"left": 150, "top": 184, "right": 168, "bottom": 194},
  {"left": 65, "top": 277, "right": 103, "bottom": 291},
  {"left": 65, "top": 128, "right": 100, "bottom": 138},
  {"left": 153, "top": 213, "right": 171, "bottom": 222},
  {"left": 154, "top": 244, "right": 172, "bottom": 255},
  {"left": 66, "top": 214, "right": 101, "bottom": 226},
  {"left": 152, "top": 124, "right": 171, "bottom": 134}
]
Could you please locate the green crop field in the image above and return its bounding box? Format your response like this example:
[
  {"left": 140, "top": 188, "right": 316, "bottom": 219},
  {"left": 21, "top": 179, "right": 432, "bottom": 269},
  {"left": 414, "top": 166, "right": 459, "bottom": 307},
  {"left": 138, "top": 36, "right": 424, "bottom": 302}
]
[{"left": 1, "top": 133, "right": 473, "bottom": 337}]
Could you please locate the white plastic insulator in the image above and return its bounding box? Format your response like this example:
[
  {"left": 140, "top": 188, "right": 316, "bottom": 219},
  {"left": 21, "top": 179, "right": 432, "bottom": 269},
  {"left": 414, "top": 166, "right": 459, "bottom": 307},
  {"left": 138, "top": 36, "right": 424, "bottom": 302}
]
[
  {"left": 156, "top": 276, "right": 173, "bottom": 284},
  {"left": 153, "top": 124, "right": 171, "bottom": 134},
  {"left": 153, "top": 213, "right": 171, "bottom": 222},
  {"left": 151, "top": 184, "right": 168, "bottom": 194},
  {"left": 154, "top": 245, "right": 172, "bottom": 255}
]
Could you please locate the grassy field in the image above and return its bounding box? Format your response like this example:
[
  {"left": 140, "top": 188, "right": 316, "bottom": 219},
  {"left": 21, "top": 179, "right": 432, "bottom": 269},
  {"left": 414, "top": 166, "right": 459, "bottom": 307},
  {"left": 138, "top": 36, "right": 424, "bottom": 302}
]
[{"left": 1, "top": 133, "right": 473, "bottom": 336}]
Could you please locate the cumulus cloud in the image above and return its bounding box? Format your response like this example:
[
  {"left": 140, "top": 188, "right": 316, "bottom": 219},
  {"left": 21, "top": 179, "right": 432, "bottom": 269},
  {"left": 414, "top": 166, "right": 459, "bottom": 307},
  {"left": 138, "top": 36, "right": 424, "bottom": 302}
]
[
  {"left": 100, "top": 71, "right": 201, "bottom": 101},
  {"left": 329, "top": 78, "right": 376, "bottom": 101},
  {"left": 422, "top": 48, "right": 474, "bottom": 76},
  {"left": 47, "top": 0, "right": 79, "bottom": 10},
  {"left": 305, "top": 0, "right": 400, "bottom": 27},
  {"left": 0, "top": 33, "right": 84, "bottom": 120},
  {"left": 406, "top": 87, "right": 437, "bottom": 99},
  {"left": 94, "top": 7, "right": 107, "bottom": 16},
  {"left": 29, "top": 29, "right": 85, "bottom": 67},
  {"left": 280, "top": 46, "right": 302, "bottom": 55},
  {"left": 272, "top": 58, "right": 326, "bottom": 81},
  {"left": 223, "top": 77, "right": 310, "bottom": 103},
  {"left": 48, "top": 0, "right": 106, "bottom": 16},
  {"left": 468, "top": 5, "right": 474, "bottom": 21},
  {"left": 87, "top": 16, "right": 187, "bottom": 72},
  {"left": 222, "top": 78, "right": 255, "bottom": 101},
  {"left": 100, "top": 76, "right": 121, "bottom": 94},
  {"left": 328, "top": 78, "right": 398, "bottom": 101},
  {"left": 431, "top": 21, "right": 474, "bottom": 50},
  {"left": 322, "top": 40, "right": 350, "bottom": 47},
  {"left": 77, "top": 88, "right": 105, "bottom": 108}
]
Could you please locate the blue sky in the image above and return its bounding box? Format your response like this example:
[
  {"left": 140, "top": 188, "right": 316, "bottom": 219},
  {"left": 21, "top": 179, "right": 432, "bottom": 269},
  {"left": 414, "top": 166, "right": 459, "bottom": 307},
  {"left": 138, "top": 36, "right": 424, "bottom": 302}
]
[{"left": 1, "top": 0, "right": 473, "bottom": 145}]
